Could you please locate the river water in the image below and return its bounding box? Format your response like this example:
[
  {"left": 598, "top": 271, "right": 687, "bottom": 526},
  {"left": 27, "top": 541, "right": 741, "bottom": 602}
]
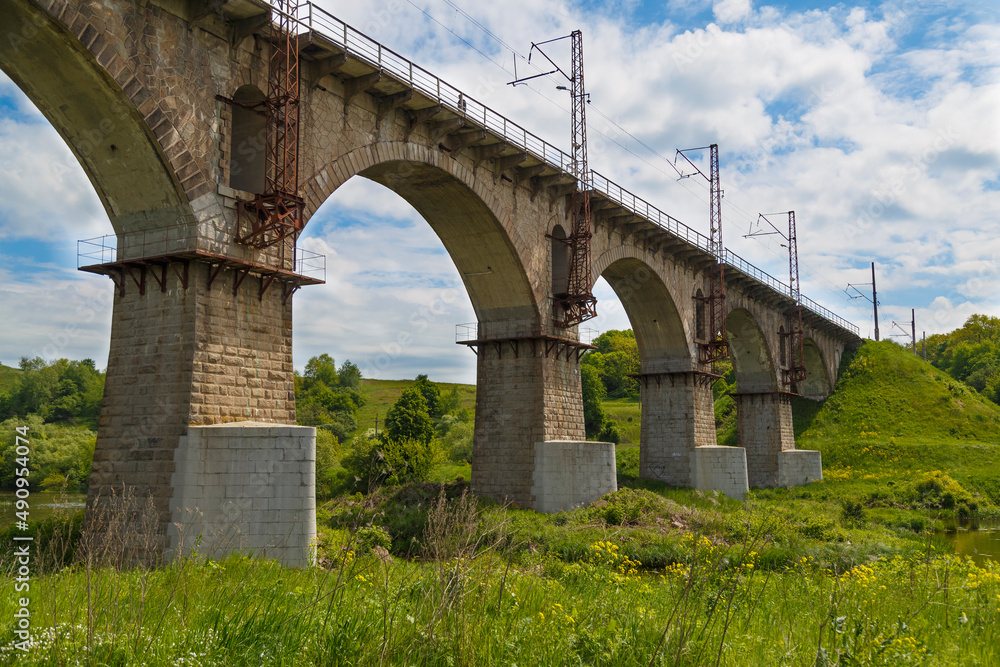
[
  {"left": 939, "top": 518, "right": 1000, "bottom": 566},
  {"left": 0, "top": 490, "right": 87, "bottom": 526}
]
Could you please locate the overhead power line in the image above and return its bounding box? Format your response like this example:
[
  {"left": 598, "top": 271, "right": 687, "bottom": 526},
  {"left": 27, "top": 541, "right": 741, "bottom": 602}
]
[{"left": 404, "top": 0, "right": 851, "bottom": 307}]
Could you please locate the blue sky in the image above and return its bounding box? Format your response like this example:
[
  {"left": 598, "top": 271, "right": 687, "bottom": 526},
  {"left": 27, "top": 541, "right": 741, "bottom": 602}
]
[{"left": 1, "top": 0, "right": 998, "bottom": 383}]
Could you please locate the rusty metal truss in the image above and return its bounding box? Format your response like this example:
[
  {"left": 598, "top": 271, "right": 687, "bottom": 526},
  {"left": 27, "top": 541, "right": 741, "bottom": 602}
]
[
  {"left": 679, "top": 144, "right": 728, "bottom": 364},
  {"left": 235, "top": 0, "right": 305, "bottom": 249}
]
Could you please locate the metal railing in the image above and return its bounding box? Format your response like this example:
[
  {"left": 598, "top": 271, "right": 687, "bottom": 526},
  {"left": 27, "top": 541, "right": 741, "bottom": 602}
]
[
  {"left": 456, "top": 323, "right": 596, "bottom": 345},
  {"left": 77, "top": 231, "right": 327, "bottom": 283},
  {"left": 287, "top": 2, "right": 858, "bottom": 336}
]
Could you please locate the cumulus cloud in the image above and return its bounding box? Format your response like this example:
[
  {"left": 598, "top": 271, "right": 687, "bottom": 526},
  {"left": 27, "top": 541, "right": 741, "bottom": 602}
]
[
  {"left": 2, "top": 0, "right": 999, "bottom": 382},
  {"left": 712, "top": 0, "right": 751, "bottom": 25}
]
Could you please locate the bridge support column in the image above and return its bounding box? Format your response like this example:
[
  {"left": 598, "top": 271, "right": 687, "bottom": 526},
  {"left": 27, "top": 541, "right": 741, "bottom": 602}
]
[
  {"left": 88, "top": 259, "right": 313, "bottom": 564},
  {"left": 637, "top": 371, "right": 717, "bottom": 486},
  {"left": 736, "top": 391, "right": 820, "bottom": 488},
  {"left": 467, "top": 326, "right": 615, "bottom": 510}
]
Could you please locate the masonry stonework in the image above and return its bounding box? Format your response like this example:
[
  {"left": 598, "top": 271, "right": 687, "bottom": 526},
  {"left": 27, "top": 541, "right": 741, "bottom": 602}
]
[
  {"left": 639, "top": 373, "right": 718, "bottom": 487},
  {"left": 90, "top": 261, "right": 295, "bottom": 556},
  {"left": 2, "top": 0, "right": 864, "bottom": 561},
  {"left": 737, "top": 392, "right": 796, "bottom": 487}
]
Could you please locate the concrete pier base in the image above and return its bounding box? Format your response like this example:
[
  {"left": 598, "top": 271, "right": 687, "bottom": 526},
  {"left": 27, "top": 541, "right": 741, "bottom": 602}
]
[
  {"left": 166, "top": 422, "right": 316, "bottom": 567},
  {"left": 778, "top": 449, "right": 823, "bottom": 487},
  {"left": 692, "top": 445, "right": 749, "bottom": 500},
  {"left": 530, "top": 440, "right": 617, "bottom": 513}
]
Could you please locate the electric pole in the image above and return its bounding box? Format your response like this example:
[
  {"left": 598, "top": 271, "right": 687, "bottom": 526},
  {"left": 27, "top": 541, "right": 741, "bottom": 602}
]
[
  {"left": 509, "top": 31, "right": 597, "bottom": 327},
  {"left": 872, "top": 262, "right": 879, "bottom": 341},
  {"left": 676, "top": 144, "right": 728, "bottom": 364}
]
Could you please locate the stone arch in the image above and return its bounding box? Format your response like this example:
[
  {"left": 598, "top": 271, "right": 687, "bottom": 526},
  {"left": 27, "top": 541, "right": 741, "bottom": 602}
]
[
  {"left": 228, "top": 85, "right": 267, "bottom": 194},
  {"left": 0, "top": 0, "right": 207, "bottom": 233},
  {"left": 726, "top": 308, "right": 778, "bottom": 393},
  {"left": 302, "top": 141, "right": 539, "bottom": 324},
  {"left": 798, "top": 338, "right": 833, "bottom": 400},
  {"left": 591, "top": 246, "right": 693, "bottom": 361}
]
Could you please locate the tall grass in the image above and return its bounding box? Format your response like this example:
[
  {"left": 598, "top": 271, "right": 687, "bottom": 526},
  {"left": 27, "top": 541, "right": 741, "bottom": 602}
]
[{"left": 2, "top": 488, "right": 999, "bottom": 665}]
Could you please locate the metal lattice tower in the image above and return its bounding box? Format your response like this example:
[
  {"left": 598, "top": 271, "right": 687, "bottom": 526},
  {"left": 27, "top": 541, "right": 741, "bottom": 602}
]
[
  {"left": 560, "top": 30, "right": 598, "bottom": 327},
  {"left": 508, "top": 30, "right": 597, "bottom": 328},
  {"left": 783, "top": 210, "right": 807, "bottom": 387},
  {"left": 702, "top": 144, "right": 728, "bottom": 363},
  {"left": 235, "top": 0, "right": 305, "bottom": 249},
  {"left": 677, "top": 143, "right": 729, "bottom": 364}
]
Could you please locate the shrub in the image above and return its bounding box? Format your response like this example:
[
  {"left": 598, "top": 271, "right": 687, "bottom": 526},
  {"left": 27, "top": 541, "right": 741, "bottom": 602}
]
[
  {"left": 598, "top": 421, "right": 621, "bottom": 444},
  {"left": 912, "top": 470, "right": 978, "bottom": 516},
  {"left": 340, "top": 432, "right": 433, "bottom": 491},
  {"left": 355, "top": 525, "right": 391, "bottom": 552},
  {"left": 590, "top": 487, "right": 670, "bottom": 526},
  {"left": 840, "top": 498, "right": 866, "bottom": 525}
]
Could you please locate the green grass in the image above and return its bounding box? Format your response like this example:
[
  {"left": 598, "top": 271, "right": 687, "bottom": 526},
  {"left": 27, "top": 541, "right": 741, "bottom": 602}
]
[
  {"left": 4, "top": 491, "right": 999, "bottom": 665},
  {"left": 6, "top": 343, "right": 1000, "bottom": 664},
  {"left": 602, "top": 396, "right": 642, "bottom": 444},
  {"left": 792, "top": 341, "right": 1000, "bottom": 510}
]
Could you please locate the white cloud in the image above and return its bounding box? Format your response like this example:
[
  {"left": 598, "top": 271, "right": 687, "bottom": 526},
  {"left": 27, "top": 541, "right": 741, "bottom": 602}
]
[
  {"left": 2, "top": 0, "right": 1000, "bottom": 384},
  {"left": 712, "top": 0, "right": 751, "bottom": 25}
]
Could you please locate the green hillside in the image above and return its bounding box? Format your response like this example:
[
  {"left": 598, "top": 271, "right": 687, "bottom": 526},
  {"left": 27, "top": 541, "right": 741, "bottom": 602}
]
[
  {"left": 793, "top": 340, "right": 1000, "bottom": 507},
  {"left": 0, "top": 363, "right": 20, "bottom": 395},
  {"left": 796, "top": 340, "right": 1000, "bottom": 445}
]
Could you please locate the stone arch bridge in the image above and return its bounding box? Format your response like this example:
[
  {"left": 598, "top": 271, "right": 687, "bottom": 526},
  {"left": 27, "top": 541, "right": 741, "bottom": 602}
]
[{"left": 0, "top": 0, "right": 861, "bottom": 565}]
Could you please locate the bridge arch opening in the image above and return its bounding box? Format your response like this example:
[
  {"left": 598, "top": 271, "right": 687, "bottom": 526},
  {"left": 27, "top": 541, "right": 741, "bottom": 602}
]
[
  {"left": 591, "top": 256, "right": 695, "bottom": 484},
  {"left": 0, "top": 0, "right": 190, "bottom": 235},
  {"left": 598, "top": 258, "right": 689, "bottom": 365},
  {"left": 798, "top": 339, "right": 832, "bottom": 400},
  {"left": 725, "top": 308, "right": 777, "bottom": 393},
  {"left": 228, "top": 84, "right": 267, "bottom": 194},
  {"left": 299, "top": 153, "right": 552, "bottom": 506}
]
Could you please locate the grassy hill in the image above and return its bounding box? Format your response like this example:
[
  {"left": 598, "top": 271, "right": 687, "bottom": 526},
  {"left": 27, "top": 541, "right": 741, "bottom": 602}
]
[
  {"left": 0, "top": 363, "right": 21, "bottom": 395},
  {"left": 795, "top": 340, "right": 1000, "bottom": 446},
  {"left": 791, "top": 340, "right": 1000, "bottom": 507}
]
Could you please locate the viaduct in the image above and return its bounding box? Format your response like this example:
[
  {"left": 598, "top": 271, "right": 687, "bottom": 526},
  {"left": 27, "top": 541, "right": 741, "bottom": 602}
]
[{"left": 0, "top": 0, "right": 861, "bottom": 565}]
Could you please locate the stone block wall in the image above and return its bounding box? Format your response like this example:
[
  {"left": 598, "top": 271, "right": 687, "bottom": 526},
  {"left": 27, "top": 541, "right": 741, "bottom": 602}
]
[
  {"left": 737, "top": 392, "right": 796, "bottom": 487},
  {"left": 778, "top": 450, "right": 823, "bottom": 487},
  {"left": 531, "top": 440, "right": 617, "bottom": 513},
  {"left": 167, "top": 422, "right": 316, "bottom": 567},
  {"left": 471, "top": 336, "right": 586, "bottom": 508},
  {"left": 639, "top": 373, "right": 717, "bottom": 486},
  {"left": 692, "top": 446, "right": 749, "bottom": 500},
  {"left": 89, "top": 261, "right": 295, "bottom": 557}
]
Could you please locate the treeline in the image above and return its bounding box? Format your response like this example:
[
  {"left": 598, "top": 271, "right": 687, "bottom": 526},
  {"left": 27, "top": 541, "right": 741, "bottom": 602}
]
[
  {"left": 292, "top": 354, "right": 473, "bottom": 497},
  {"left": 0, "top": 358, "right": 103, "bottom": 491},
  {"left": 0, "top": 357, "right": 104, "bottom": 428},
  {"left": 926, "top": 314, "right": 1000, "bottom": 405},
  {"left": 581, "top": 330, "right": 640, "bottom": 443}
]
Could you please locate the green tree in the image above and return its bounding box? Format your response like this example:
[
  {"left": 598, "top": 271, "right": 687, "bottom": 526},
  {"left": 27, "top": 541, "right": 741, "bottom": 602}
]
[
  {"left": 413, "top": 374, "right": 443, "bottom": 418},
  {"left": 583, "top": 330, "right": 640, "bottom": 397},
  {"left": 295, "top": 354, "right": 365, "bottom": 439},
  {"left": 341, "top": 431, "right": 432, "bottom": 490},
  {"left": 303, "top": 353, "right": 339, "bottom": 391},
  {"left": 581, "top": 364, "right": 605, "bottom": 438},
  {"left": 384, "top": 386, "right": 434, "bottom": 445}
]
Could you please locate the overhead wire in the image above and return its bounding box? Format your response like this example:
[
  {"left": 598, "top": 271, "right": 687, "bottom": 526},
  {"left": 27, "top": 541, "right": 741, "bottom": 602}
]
[{"left": 407, "top": 0, "right": 854, "bottom": 307}]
